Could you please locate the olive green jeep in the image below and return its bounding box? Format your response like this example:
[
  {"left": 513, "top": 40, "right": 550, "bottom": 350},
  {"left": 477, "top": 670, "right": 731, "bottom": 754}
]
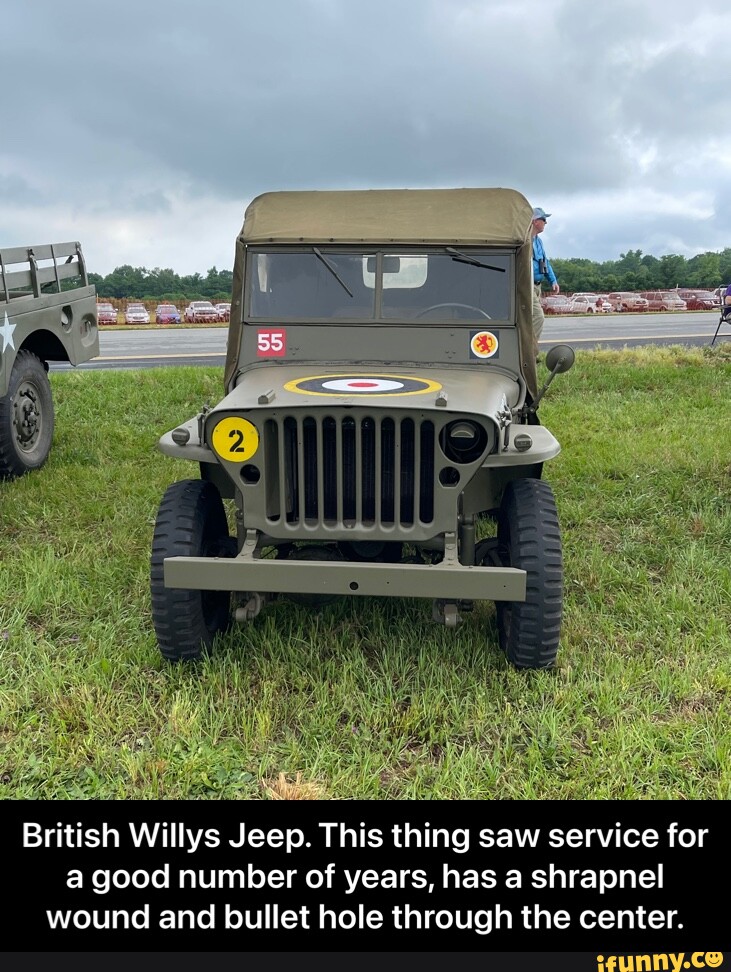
[
  {"left": 0, "top": 242, "right": 99, "bottom": 478},
  {"left": 151, "top": 188, "right": 574, "bottom": 668}
]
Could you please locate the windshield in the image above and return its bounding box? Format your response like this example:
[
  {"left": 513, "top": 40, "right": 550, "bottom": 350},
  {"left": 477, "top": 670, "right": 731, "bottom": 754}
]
[{"left": 247, "top": 248, "right": 512, "bottom": 321}]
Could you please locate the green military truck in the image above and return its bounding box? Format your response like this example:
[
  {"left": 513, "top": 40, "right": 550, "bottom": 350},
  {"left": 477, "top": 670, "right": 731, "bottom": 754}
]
[
  {"left": 151, "top": 188, "right": 574, "bottom": 669},
  {"left": 0, "top": 242, "right": 99, "bottom": 478}
]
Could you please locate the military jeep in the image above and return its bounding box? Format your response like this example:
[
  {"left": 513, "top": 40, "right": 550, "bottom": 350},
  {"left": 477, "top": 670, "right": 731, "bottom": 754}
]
[
  {"left": 0, "top": 242, "right": 99, "bottom": 478},
  {"left": 151, "top": 188, "right": 574, "bottom": 668}
]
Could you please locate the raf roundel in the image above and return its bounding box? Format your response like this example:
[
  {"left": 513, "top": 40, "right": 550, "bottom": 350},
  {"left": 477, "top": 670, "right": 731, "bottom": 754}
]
[{"left": 284, "top": 374, "right": 442, "bottom": 397}]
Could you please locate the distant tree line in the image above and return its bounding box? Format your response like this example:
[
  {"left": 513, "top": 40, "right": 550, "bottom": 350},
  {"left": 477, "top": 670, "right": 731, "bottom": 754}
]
[
  {"left": 551, "top": 248, "right": 731, "bottom": 294},
  {"left": 89, "top": 265, "right": 234, "bottom": 302},
  {"left": 89, "top": 248, "right": 731, "bottom": 300}
]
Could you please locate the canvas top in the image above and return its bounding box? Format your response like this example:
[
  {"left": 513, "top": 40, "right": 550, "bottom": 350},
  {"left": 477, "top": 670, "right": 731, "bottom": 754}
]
[{"left": 240, "top": 187, "right": 533, "bottom": 247}]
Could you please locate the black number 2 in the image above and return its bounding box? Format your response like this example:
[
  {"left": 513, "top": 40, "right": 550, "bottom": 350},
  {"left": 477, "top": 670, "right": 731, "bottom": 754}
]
[{"left": 229, "top": 429, "right": 246, "bottom": 453}]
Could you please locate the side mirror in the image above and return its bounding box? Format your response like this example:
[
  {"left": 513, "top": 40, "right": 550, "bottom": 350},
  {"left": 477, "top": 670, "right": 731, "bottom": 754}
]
[
  {"left": 545, "top": 344, "right": 575, "bottom": 374},
  {"left": 531, "top": 344, "right": 576, "bottom": 411}
]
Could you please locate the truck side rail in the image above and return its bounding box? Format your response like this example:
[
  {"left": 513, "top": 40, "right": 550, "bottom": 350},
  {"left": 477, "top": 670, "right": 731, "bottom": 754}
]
[{"left": 0, "top": 242, "right": 88, "bottom": 302}]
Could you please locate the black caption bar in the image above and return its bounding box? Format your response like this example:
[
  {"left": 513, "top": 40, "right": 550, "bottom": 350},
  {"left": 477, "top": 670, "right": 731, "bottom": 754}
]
[{"left": 1, "top": 800, "right": 728, "bottom": 951}]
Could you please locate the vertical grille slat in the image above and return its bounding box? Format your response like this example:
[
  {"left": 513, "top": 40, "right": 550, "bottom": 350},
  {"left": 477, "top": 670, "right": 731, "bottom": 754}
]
[
  {"left": 296, "top": 416, "right": 307, "bottom": 523},
  {"left": 381, "top": 418, "right": 395, "bottom": 524},
  {"left": 400, "top": 418, "right": 415, "bottom": 525},
  {"left": 303, "top": 417, "right": 318, "bottom": 521},
  {"left": 316, "top": 418, "right": 325, "bottom": 520},
  {"left": 270, "top": 414, "right": 435, "bottom": 528},
  {"left": 355, "top": 419, "right": 364, "bottom": 523},
  {"left": 323, "top": 417, "right": 337, "bottom": 522},
  {"left": 361, "top": 417, "right": 376, "bottom": 523},
  {"left": 335, "top": 418, "right": 344, "bottom": 524},
  {"left": 283, "top": 417, "right": 298, "bottom": 522},
  {"left": 264, "top": 419, "right": 281, "bottom": 520},
  {"left": 342, "top": 417, "right": 356, "bottom": 522},
  {"left": 374, "top": 418, "right": 383, "bottom": 524},
  {"left": 394, "top": 418, "right": 402, "bottom": 525},
  {"left": 419, "top": 421, "right": 435, "bottom": 523}
]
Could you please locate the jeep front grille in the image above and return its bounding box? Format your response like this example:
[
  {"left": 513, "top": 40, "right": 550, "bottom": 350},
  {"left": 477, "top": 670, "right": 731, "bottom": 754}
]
[{"left": 264, "top": 415, "right": 435, "bottom": 527}]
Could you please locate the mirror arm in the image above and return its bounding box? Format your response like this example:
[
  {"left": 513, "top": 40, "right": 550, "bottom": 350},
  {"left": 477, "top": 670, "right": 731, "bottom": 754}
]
[{"left": 529, "top": 367, "right": 561, "bottom": 411}]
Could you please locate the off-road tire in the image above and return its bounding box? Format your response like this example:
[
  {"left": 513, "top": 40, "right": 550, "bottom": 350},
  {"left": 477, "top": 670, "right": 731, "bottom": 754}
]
[
  {"left": 495, "top": 478, "right": 563, "bottom": 669},
  {"left": 0, "top": 351, "right": 54, "bottom": 480},
  {"left": 150, "top": 479, "right": 233, "bottom": 662}
]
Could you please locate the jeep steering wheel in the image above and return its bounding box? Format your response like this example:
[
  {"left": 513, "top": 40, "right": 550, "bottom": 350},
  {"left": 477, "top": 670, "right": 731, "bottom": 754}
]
[{"left": 415, "top": 302, "right": 491, "bottom": 320}]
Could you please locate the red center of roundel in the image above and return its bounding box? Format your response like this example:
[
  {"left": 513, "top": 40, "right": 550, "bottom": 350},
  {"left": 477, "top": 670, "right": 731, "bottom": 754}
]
[
  {"left": 476, "top": 334, "right": 495, "bottom": 354},
  {"left": 349, "top": 381, "right": 378, "bottom": 387}
]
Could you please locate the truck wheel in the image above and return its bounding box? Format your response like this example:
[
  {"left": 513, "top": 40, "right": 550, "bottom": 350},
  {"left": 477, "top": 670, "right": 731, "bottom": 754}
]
[
  {"left": 494, "top": 478, "right": 563, "bottom": 669},
  {"left": 150, "top": 479, "right": 233, "bottom": 662},
  {"left": 0, "top": 351, "right": 54, "bottom": 479}
]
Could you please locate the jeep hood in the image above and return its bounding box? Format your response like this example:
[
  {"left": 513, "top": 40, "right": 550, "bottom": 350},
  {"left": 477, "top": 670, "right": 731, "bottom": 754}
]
[{"left": 219, "top": 364, "right": 521, "bottom": 415}]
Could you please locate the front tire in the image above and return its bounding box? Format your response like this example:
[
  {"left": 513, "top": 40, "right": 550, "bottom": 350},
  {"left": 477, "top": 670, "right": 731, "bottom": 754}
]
[
  {"left": 0, "top": 351, "right": 54, "bottom": 479},
  {"left": 150, "top": 479, "right": 233, "bottom": 662},
  {"left": 495, "top": 478, "right": 563, "bottom": 669}
]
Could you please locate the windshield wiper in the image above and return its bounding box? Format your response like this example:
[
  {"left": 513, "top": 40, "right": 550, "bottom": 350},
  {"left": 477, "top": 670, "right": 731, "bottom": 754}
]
[
  {"left": 312, "top": 247, "right": 353, "bottom": 297},
  {"left": 445, "top": 247, "right": 505, "bottom": 273}
]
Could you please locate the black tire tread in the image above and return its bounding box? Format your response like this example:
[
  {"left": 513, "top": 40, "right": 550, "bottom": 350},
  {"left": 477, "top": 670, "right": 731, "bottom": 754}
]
[
  {"left": 150, "top": 479, "right": 232, "bottom": 662},
  {"left": 496, "top": 478, "right": 563, "bottom": 669},
  {"left": 0, "top": 350, "right": 54, "bottom": 479}
]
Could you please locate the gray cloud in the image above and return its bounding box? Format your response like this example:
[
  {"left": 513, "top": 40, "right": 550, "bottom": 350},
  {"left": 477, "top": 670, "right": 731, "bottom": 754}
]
[{"left": 3, "top": 0, "right": 729, "bottom": 274}]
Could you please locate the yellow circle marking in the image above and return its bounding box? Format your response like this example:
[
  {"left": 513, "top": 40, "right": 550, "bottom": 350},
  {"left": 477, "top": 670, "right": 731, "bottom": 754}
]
[
  {"left": 471, "top": 331, "right": 499, "bottom": 358},
  {"left": 283, "top": 373, "right": 442, "bottom": 397},
  {"left": 211, "top": 417, "right": 259, "bottom": 462}
]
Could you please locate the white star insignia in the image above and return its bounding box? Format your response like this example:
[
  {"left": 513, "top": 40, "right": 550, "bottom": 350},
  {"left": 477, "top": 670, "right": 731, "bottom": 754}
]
[{"left": 1, "top": 310, "right": 16, "bottom": 352}]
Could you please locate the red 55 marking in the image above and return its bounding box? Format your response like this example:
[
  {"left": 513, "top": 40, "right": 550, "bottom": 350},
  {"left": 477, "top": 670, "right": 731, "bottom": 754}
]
[{"left": 257, "top": 328, "right": 286, "bottom": 357}]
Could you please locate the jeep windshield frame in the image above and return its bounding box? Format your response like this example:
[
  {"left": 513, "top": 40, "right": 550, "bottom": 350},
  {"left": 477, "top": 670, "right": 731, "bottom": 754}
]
[{"left": 245, "top": 245, "right": 514, "bottom": 324}]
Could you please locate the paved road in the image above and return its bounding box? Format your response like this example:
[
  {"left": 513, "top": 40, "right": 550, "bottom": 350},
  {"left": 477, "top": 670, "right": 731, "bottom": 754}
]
[
  {"left": 539, "top": 310, "right": 726, "bottom": 349},
  {"left": 50, "top": 311, "right": 729, "bottom": 372}
]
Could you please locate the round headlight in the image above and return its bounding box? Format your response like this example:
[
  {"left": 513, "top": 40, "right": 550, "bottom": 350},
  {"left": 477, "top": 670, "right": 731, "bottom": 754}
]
[{"left": 440, "top": 420, "right": 489, "bottom": 464}]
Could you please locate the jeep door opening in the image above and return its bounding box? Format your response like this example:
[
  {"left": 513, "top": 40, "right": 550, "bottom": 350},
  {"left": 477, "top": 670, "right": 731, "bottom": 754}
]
[{"left": 151, "top": 188, "right": 573, "bottom": 668}]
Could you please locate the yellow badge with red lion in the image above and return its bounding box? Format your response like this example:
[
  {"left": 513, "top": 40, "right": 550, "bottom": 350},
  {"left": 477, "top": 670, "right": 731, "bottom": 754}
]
[{"left": 469, "top": 330, "right": 499, "bottom": 359}]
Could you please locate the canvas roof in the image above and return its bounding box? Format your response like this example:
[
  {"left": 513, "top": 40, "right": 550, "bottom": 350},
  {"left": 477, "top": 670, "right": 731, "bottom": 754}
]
[{"left": 241, "top": 187, "right": 533, "bottom": 246}]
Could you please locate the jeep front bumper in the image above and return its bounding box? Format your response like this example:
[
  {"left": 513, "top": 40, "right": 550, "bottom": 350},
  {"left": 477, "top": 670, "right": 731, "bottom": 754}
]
[{"left": 163, "top": 555, "right": 526, "bottom": 602}]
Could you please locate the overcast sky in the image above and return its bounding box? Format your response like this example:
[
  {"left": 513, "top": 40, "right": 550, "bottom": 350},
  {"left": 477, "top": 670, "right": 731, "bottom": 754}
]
[{"left": 3, "top": 0, "right": 730, "bottom": 276}]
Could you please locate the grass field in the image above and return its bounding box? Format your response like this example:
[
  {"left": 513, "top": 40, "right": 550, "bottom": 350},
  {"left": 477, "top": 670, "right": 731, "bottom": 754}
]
[{"left": 1, "top": 345, "right": 730, "bottom": 800}]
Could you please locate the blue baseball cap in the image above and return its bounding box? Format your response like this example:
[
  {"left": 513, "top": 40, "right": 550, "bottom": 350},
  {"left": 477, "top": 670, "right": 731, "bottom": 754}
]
[{"left": 532, "top": 207, "right": 551, "bottom": 220}]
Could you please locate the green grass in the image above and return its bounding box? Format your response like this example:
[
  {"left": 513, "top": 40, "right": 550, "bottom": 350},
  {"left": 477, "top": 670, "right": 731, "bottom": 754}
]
[{"left": 1, "top": 345, "right": 730, "bottom": 800}]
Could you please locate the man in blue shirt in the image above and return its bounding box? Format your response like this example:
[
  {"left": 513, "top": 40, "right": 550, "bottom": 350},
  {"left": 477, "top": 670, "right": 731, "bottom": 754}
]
[{"left": 531, "top": 207, "right": 559, "bottom": 355}]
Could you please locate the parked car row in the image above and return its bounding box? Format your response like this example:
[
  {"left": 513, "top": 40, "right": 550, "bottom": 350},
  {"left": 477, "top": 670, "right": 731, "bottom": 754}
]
[
  {"left": 569, "top": 293, "right": 612, "bottom": 313},
  {"left": 155, "top": 303, "right": 181, "bottom": 325},
  {"left": 541, "top": 288, "right": 723, "bottom": 315},
  {"left": 96, "top": 301, "right": 118, "bottom": 325},
  {"left": 675, "top": 289, "right": 718, "bottom": 310},
  {"left": 182, "top": 301, "right": 231, "bottom": 323},
  {"left": 96, "top": 301, "right": 232, "bottom": 325},
  {"left": 101, "top": 286, "right": 720, "bottom": 324},
  {"left": 124, "top": 302, "right": 150, "bottom": 324},
  {"left": 184, "top": 300, "right": 221, "bottom": 323}
]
